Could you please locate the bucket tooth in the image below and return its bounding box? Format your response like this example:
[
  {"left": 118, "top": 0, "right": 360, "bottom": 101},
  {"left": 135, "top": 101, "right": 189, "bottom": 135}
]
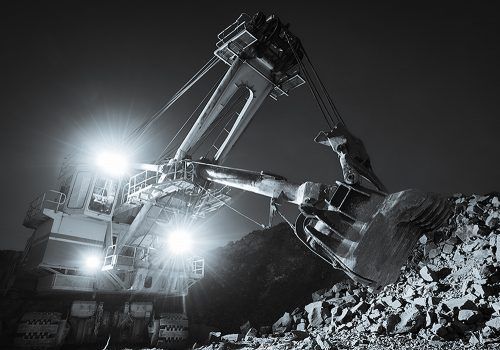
[
  {"left": 412, "top": 198, "right": 441, "bottom": 225},
  {"left": 423, "top": 202, "right": 451, "bottom": 231},
  {"left": 414, "top": 198, "right": 451, "bottom": 232}
]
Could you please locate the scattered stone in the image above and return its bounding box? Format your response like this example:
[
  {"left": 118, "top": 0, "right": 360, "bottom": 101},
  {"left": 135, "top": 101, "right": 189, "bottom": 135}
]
[
  {"left": 244, "top": 327, "right": 258, "bottom": 341},
  {"left": 272, "top": 312, "right": 292, "bottom": 334},
  {"left": 457, "top": 309, "right": 482, "bottom": 324},
  {"left": 491, "top": 301, "right": 500, "bottom": 313},
  {"left": 442, "top": 243, "right": 454, "bottom": 255},
  {"left": 443, "top": 298, "right": 477, "bottom": 312},
  {"left": 455, "top": 226, "right": 469, "bottom": 242},
  {"left": 486, "top": 317, "right": 500, "bottom": 331},
  {"left": 291, "top": 307, "right": 304, "bottom": 323},
  {"left": 492, "top": 197, "right": 500, "bottom": 208},
  {"left": 473, "top": 248, "right": 492, "bottom": 260},
  {"left": 496, "top": 236, "right": 500, "bottom": 262},
  {"left": 336, "top": 308, "right": 353, "bottom": 324},
  {"left": 315, "top": 334, "right": 332, "bottom": 350},
  {"left": 452, "top": 249, "right": 464, "bottom": 263},
  {"left": 482, "top": 325, "right": 494, "bottom": 338},
  {"left": 486, "top": 212, "right": 500, "bottom": 228},
  {"left": 291, "top": 330, "right": 309, "bottom": 340},
  {"left": 412, "top": 297, "right": 427, "bottom": 307},
  {"left": 208, "top": 331, "right": 222, "bottom": 343},
  {"left": 240, "top": 320, "right": 251, "bottom": 335},
  {"left": 391, "top": 306, "right": 425, "bottom": 334},
  {"left": 384, "top": 314, "right": 400, "bottom": 334},
  {"left": 296, "top": 319, "right": 307, "bottom": 331},
  {"left": 420, "top": 266, "right": 438, "bottom": 282},
  {"left": 304, "top": 301, "right": 330, "bottom": 327},
  {"left": 312, "top": 288, "right": 327, "bottom": 302},
  {"left": 199, "top": 194, "right": 500, "bottom": 350},
  {"left": 469, "top": 333, "right": 480, "bottom": 345},
  {"left": 351, "top": 301, "right": 370, "bottom": 314},
  {"left": 221, "top": 334, "right": 241, "bottom": 342},
  {"left": 431, "top": 323, "right": 448, "bottom": 338},
  {"left": 381, "top": 296, "right": 402, "bottom": 309}
]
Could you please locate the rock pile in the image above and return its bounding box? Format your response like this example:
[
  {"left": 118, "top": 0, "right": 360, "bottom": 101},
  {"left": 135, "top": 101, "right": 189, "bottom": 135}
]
[{"left": 196, "top": 193, "right": 500, "bottom": 349}]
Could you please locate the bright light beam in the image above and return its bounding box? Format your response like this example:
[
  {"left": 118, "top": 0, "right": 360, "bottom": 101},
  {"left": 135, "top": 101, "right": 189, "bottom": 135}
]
[
  {"left": 84, "top": 255, "right": 101, "bottom": 271},
  {"left": 96, "top": 151, "right": 128, "bottom": 177},
  {"left": 168, "top": 229, "right": 193, "bottom": 254}
]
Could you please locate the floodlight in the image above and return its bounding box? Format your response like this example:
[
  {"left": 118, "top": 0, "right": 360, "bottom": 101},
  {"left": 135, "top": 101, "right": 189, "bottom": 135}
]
[
  {"left": 167, "top": 229, "right": 193, "bottom": 254},
  {"left": 96, "top": 151, "right": 128, "bottom": 176},
  {"left": 84, "top": 255, "right": 101, "bottom": 270}
]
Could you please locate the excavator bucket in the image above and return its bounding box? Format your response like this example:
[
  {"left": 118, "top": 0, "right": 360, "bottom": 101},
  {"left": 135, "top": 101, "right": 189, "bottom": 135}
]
[{"left": 295, "top": 183, "right": 451, "bottom": 290}]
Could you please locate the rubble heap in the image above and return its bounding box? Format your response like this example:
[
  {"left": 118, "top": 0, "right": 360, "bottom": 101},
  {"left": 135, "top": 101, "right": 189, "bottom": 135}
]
[{"left": 197, "top": 193, "right": 500, "bottom": 349}]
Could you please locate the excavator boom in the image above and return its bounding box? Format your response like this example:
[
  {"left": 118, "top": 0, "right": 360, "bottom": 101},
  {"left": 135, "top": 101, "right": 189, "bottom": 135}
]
[{"left": 118, "top": 11, "right": 452, "bottom": 291}]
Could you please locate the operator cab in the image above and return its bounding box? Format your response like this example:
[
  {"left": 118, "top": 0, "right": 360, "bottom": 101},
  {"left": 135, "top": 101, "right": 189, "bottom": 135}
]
[
  {"left": 21, "top": 158, "right": 125, "bottom": 277},
  {"left": 23, "top": 161, "right": 123, "bottom": 230},
  {"left": 65, "top": 168, "right": 120, "bottom": 220}
]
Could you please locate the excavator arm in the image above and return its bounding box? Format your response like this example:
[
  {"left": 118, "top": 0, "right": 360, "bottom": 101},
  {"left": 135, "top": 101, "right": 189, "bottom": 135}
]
[{"left": 183, "top": 149, "right": 451, "bottom": 290}]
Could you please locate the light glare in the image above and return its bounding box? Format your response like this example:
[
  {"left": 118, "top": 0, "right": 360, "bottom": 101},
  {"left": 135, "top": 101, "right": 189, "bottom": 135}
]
[
  {"left": 96, "top": 151, "right": 128, "bottom": 176},
  {"left": 168, "top": 229, "right": 193, "bottom": 254},
  {"left": 84, "top": 255, "right": 101, "bottom": 270}
]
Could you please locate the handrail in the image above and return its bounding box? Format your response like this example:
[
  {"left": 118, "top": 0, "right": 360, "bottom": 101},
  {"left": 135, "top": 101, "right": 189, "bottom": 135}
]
[
  {"left": 216, "top": 13, "right": 249, "bottom": 41},
  {"left": 190, "top": 257, "right": 205, "bottom": 277},
  {"left": 125, "top": 161, "right": 196, "bottom": 203},
  {"left": 104, "top": 244, "right": 149, "bottom": 261},
  {"left": 45, "top": 190, "right": 67, "bottom": 212},
  {"left": 24, "top": 190, "right": 67, "bottom": 225},
  {"left": 216, "top": 13, "right": 251, "bottom": 48},
  {"left": 127, "top": 170, "right": 160, "bottom": 198},
  {"left": 104, "top": 243, "right": 204, "bottom": 277},
  {"left": 120, "top": 182, "right": 130, "bottom": 205}
]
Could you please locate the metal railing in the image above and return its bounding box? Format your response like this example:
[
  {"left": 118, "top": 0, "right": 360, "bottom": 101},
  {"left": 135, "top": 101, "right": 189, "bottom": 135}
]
[
  {"left": 192, "top": 185, "right": 230, "bottom": 215},
  {"left": 125, "top": 161, "right": 196, "bottom": 203},
  {"left": 216, "top": 13, "right": 250, "bottom": 48},
  {"left": 103, "top": 244, "right": 149, "bottom": 269},
  {"left": 104, "top": 244, "right": 205, "bottom": 279},
  {"left": 189, "top": 257, "right": 205, "bottom": 278},
  {"left": 24, "top": 190, "right": 66, "bottom": 226},
  {"left": 127, "top": 170, "right": 160, "bottom": 198}
]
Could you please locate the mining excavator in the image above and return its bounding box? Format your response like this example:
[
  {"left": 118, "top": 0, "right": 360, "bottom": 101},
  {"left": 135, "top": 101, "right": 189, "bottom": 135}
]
[{"left": 14, "top": 12, "right": 450, "bottom": 348}]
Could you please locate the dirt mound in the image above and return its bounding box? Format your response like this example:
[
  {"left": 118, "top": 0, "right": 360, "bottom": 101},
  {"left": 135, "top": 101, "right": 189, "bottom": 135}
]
[{"left": 187, "top": 223, "right": 345, "bottom": 334}]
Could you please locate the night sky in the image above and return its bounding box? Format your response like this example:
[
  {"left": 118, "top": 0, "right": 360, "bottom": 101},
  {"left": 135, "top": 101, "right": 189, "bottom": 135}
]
[{"left": 1, "top": 1, "right": 499, "bottom": 251}]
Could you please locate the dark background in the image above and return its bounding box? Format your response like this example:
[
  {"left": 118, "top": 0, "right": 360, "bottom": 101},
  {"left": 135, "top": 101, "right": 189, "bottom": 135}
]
[{"left": 1, "top": 1, "right": 499, "bottom": 251}]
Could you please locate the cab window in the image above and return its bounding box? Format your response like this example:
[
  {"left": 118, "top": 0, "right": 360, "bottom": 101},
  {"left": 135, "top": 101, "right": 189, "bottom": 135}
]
[
  {"left": 87, "top": 176, "right": 118, "bottom": 215},
  {"left": 68, "top": 171, "right": 92, "bottom": 209}
]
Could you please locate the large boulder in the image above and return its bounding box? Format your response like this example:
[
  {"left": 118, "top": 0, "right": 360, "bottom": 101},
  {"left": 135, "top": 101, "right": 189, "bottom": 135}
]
[
  {"left": 272, "top": 312, "right": 292, "bottom": 334},
  {"left": 390, "top": 306, "right": 425, "bottom": 334},
  {"left": 305, "top": 301, "right": 331, "bottom": 327}
]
